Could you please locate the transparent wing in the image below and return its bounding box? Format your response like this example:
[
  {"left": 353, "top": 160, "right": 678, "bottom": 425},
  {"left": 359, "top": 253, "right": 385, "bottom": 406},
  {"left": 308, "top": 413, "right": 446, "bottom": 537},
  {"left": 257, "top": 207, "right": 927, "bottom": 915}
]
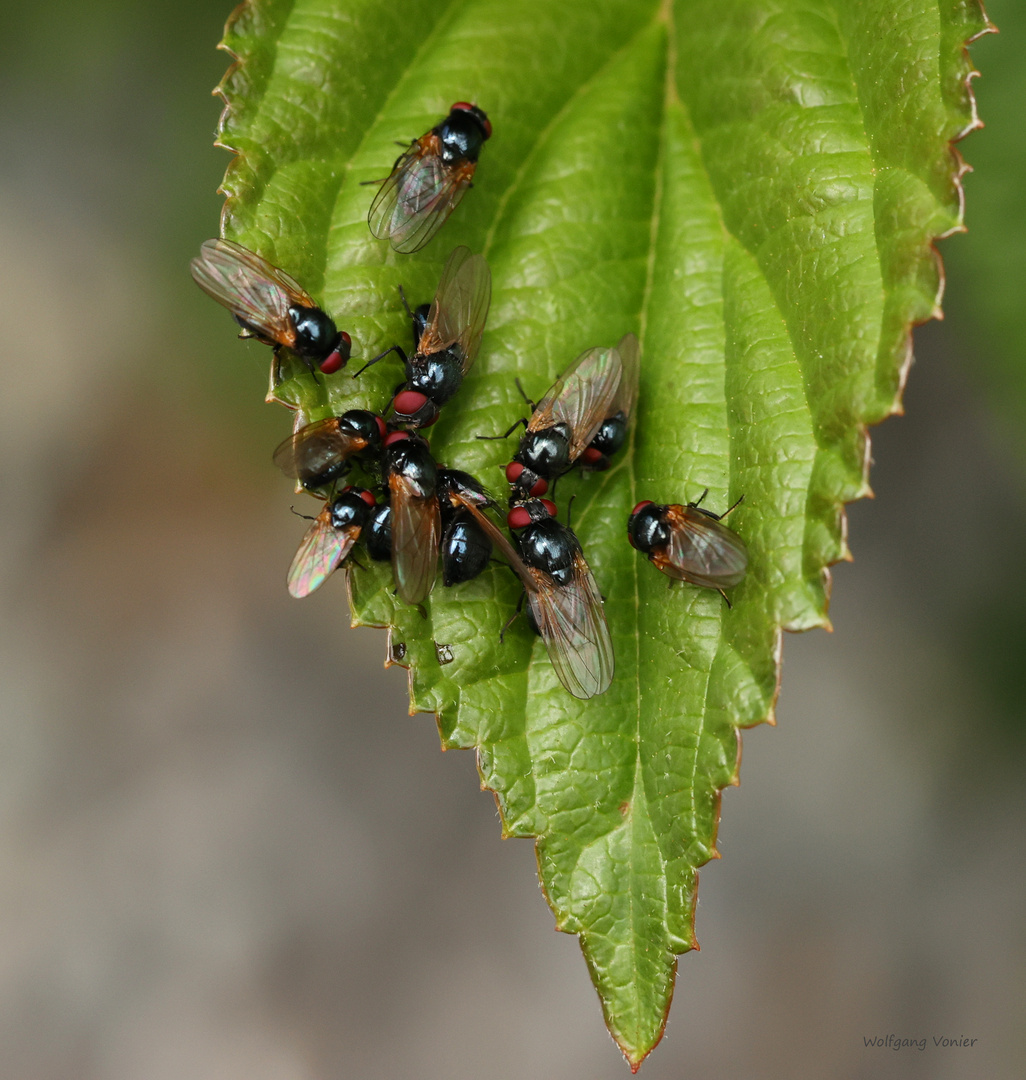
[
  {"left": 609, "top": 333, "right": 640, "bottom": 422},
  {"left": 664, "top": 505, "right": 749, "bottom": 588},
  {"left": 272, "top": 418, "right": 365, "bottom": 481},
  {"left": 190, "top": 239, "right": 313, "bottom": 345},
  {"left": 389, "top": 473, "right": 440, "bottom": 605},
  {"left": 420, "top": 247, "right": 492, "bottom": 371},
  {"left": 287, "top": 513, "right": 358, "bottom": 598},
  {"left": 528, "top": 553, "right": 614, "bottom": 699},
  {"left": 367, "top": 136, "right": 474, "bottom": 254},
  {"left": 528, "top": 346, "right": 623, "bottom": 460},
  {"left": 454, "top": 500, "right": 538, "bottom": 588}
]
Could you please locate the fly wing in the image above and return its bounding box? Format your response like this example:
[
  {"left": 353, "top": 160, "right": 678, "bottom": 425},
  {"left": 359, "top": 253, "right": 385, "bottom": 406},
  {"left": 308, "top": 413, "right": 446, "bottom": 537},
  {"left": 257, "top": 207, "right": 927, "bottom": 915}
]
[
  {"left": 272, "top": 418, "right": 365, "bottom": 481},
  {"left": 528, "top": 553, "right": 614, "bottom": 699},
  {"left": 528, "top": 346, "right": 623, "bottom": 460},
  {"left": 453, "top": 500, "right": 538, "bottom": 590},
  {"left": 609, "top": 333, "right": 640, "bottom": 423},
  {"left": 190, "top": 239, "right": 313, "bottom": 345},
  {"left": 390, "top": 472, "right": 440, "bottom": 605},
  {"left": 664, "top": 505, "right": 749, "bottom": 588},
  {"left": 367, "top": 137, "right": 473, "bottom": 255},
  {"left": 421, "top": 247, "right": 492, "bottom": 371},
  {"left": 287, "top": 514, "right": 358, "bottom": 598}
]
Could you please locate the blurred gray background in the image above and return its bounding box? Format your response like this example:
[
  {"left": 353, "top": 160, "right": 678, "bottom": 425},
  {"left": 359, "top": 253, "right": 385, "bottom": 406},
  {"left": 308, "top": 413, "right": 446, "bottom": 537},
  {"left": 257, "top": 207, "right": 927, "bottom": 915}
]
[{"left": 0, "top": 2, "right": 1023, "bottom": 1077}]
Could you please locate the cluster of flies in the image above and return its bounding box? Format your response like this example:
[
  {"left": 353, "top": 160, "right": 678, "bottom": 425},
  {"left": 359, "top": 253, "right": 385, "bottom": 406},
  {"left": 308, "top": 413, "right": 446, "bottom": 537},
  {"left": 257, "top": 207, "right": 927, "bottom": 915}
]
[{"left": 191, "top": 103, "right": 749, "bottom": 700}]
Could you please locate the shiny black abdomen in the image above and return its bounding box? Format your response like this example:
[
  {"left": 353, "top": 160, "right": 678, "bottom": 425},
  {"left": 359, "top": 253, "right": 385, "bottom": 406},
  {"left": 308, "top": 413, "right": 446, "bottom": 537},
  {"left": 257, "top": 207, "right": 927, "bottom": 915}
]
[
  {"left": 407, "top": 347, "right": 464, "bottom": 404},
  {"left": 442, "top": 514, "right": 492, "bottom": 586},
  {"left": 591, "top": 412, "right": 627, "bottom": 457},
  {"left": 302, "top": 460, "right": 351, "bottom": 493},
  {"left": 516, "top": 423, "right": 572, "bottom": 477},
  {"left": 629, "top": 503, "right": 671, "bottom": 554},
  {"left": 365, "top": 504, "right": 392, "bottom": 561},
  {"left": 516, "top": 517, "right": 580, "bottom": 587},
  {"left": 329, "top": 491, "right": 372, "bottom": 532},
  {"left": 288, "top": 305, "right": 339, "bottom": 358},
  {"left": 435, "top": 110, "right": 487, "bottom": 165},
  {"left": 385, "top": 439, "right": 437, "bottom": 495}
]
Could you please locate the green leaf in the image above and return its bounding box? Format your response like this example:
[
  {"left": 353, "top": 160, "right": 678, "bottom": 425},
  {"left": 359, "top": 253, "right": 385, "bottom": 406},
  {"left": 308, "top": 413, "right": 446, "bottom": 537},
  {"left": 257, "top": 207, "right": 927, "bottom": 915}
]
[{"left": 211, "top": 0, "right": 988, "bottom": 1065}]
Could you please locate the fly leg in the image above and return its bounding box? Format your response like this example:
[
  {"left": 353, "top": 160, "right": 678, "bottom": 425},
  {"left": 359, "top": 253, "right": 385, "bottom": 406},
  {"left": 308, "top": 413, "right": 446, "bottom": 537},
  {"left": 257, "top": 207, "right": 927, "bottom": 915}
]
[
  {"left": 499, "top": 590, "right": 526, "bottom": 644},
  {"left": 397, "top": 284, "right": 415, "bottom": 321},
  {"left": 514, "top": 378, "right": 537, "bottom": 411},
  {"left": 477, "top": 416, "right": 528, "bottom": 441},
  {"left": 719, "top": 494, "right": 745, "bottom": 519},
  {"left": 689, "top": 489, "right": 744, "bottom": 520},
  {"left": 352, "top": 344, "right": 408, "bottom": 378}
]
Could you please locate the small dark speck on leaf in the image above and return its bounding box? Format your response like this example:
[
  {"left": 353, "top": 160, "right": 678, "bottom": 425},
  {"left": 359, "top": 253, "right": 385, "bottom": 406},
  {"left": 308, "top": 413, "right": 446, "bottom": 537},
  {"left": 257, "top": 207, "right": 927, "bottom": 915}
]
[
  {"left": 435, "top": 642, "right": 454, "bottom": 665},
  {"left": 390, "top": 641, "right": 407, "bottom": 663}
]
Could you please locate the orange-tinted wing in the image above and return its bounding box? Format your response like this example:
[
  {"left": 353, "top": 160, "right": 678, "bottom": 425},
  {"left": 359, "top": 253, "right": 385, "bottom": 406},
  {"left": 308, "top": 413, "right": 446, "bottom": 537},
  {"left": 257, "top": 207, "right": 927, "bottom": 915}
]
[
  {"left": 389, "top": 471, "right": 440, "bottom": 605},
  {"left": 663, "top": 504, "right": 749, "bottom": 588},
  {"left": 367, "top": 135, "right": 475, "bottom": 254},
  {"left": 527, "top": 346, "right": 623, "bottom": 460},
  {"left": 190, "top": 239, "right": 313, "bottom": 346},
  {"left": 272, "top": 417, "right": 366, "bottom": 481},
  {"left": 609, "top": 333, "right": 640, "bottom": 423},
  {"left": 287, "top": 511, "right": 359, "bottom": 598},
  {"left": 527, "top": 552, "right": 614, "bottom": 699},
  {"left": 419, "top": 246, "right": 492, "bottom": 372}
]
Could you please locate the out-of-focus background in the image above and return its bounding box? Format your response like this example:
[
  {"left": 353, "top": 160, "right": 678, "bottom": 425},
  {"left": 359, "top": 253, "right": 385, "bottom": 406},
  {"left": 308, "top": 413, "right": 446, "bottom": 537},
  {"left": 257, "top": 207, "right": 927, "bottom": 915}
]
[{"left": 0, "top": 2, "right": 1023, "bottom": 1077}]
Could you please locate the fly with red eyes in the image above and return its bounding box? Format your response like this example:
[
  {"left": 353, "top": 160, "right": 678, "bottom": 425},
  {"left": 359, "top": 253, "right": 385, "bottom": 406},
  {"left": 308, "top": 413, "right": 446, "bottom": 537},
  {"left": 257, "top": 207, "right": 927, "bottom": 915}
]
[
  {"left": 367, "top": 103, "right": 492, "bottom": 254},
  {"left": 487, "top": 342, "right": 626, "bottom": 501},
  {"left": 272, "top": 410, "right": 387, "bottom": 491},
  {"left": 358, "top": 247, "right": 491, "bottom": 428},
  {"left": 443, "top": 493, "right": 613, "bottom": 700},
  {"left": 286, "top": 488, "right": 377, "bottom": 599},
  {"left": 382, "top": 431, "right": 441, "bottom": 606},
  {"left": 190, "top": 239, "right": 352, "bottom": 376},
  {"left": 579, "top": 333, "right": 640, "bottom": 472},
  {"left": 628, "top": 492, "right": 748, "bottom": 603}
]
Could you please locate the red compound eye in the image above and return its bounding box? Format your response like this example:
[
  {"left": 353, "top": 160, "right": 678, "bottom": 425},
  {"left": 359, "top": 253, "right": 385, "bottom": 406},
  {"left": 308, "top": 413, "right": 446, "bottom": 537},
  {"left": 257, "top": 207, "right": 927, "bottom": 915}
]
[
  {"left": 631, "top": 500, "right": 654, "bottom": 517},
  {"left": 540, "top": 499, "right": 557, "bottom": 519},
  {"left": 340, "top": 331, "right": 352, "bottom": 347},
  {"left": 393, "top": 390, "right": 430, "bottom": 417},
  {"left": 582, "top": 447, "right": 604, "bottom": 465},
  {"left": 357, "top": 489, "right": 377, "bottom": 508},
  {"left": 319, "top": 351, "right": 344, "bottom": 374},
  {"left": 373, "top": 415, "right": 388, "bottom": 440},
  {"left": 507, "top": 506, "right": 531, "bottom": 530},
  {"left": 528, "top": 476, "right": 548, "bottom": 497},
  {"left": 505, "top": 461, "right": 524, "bottom": 484},
  {"left": 383, "top": 430, "right": 409, "bottom": 447}
]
